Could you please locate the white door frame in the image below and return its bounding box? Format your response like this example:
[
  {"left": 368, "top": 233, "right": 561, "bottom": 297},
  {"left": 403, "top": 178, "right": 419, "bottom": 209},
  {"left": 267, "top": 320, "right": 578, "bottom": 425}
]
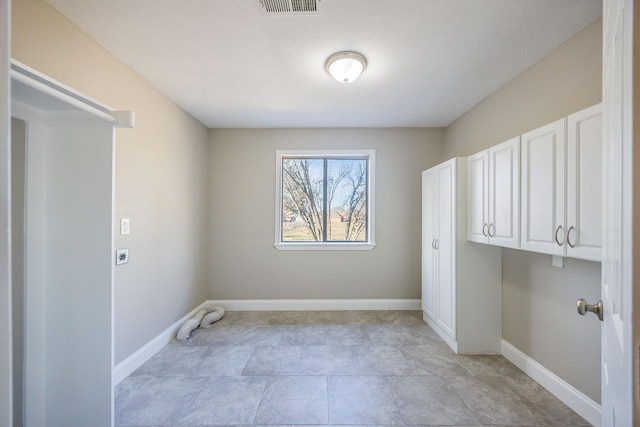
[
  {"left": 0, "top": 0, "right": 12, "bottom": 426},
  {"left": 601, "top": 0, "right": 638, "bottom": 425}
]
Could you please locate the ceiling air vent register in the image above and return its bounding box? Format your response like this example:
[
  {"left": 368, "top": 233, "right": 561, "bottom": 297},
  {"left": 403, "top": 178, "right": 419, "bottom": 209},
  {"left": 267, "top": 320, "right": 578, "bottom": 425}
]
[{"left": 259, "top": 0, "right": 318, "bottom": 15}]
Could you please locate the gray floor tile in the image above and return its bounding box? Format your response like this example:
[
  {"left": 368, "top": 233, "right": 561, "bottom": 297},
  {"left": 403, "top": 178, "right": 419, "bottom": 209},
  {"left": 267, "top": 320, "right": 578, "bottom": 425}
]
[
  {"left": 401, "top": 345, "right": 473, "bottom": 376},
  {"left": 254, "top": 376, "right": 328, "bottom": 424},
  {"left": 279, "top": 325, "right": 328, "bottom": 345},
  {"left": 299, "top": 345, "right": 357, "bottom": 375},
  {"left": 268, "top": 310, "right": 345, "bottom": 325},
  {"left": 366, "top": 324, "right": 441, "bottom": 346},
  {"left": 242, "top": 345, "right": 302, "bottom": 375},
  {"left": 449, "top": 375, "right": 553, "bottom": 425},
  {"left": 215, "top": 310, "right": 275, "bottom": 326},
  {"left": 354, "top": 345, "right": 415, "bottom": 375},
  {"left": 178, "top": 325, "right": 283, "bottom": 347},
  {"left": 178, "top": 376, "right": 268, "bottom": 425},
  {"left": 115, "top": 310, "right": 589, "bottom": 427},
  {"left": 342, "top": 310, "right": 383, "bottom": 324},
  {"left": 114, "top": 375, "right": 208, "bottom": 426},
  {"left": 455, "top": 354, "right": 528, "bottom": 378},
  {"left": 325, "top": 325, "right": 372, "bottom": 345},
  {"left": 501, "top": 373, "right": 592, "bottom": 426},
  {"left": 191, "top": 344, "right": 254, "bottom": 376},
  {"left": 377, "top": 310, "right": 426, "bottom": 325},
  {"left": 328, "top": 375, "right": 403, "bottom": 424},
  {"left": 131, "top": 346, "right": 208, "bottom": 377},
  {"left": 386, "top": 375, "right": 479, "bottom": 425}
]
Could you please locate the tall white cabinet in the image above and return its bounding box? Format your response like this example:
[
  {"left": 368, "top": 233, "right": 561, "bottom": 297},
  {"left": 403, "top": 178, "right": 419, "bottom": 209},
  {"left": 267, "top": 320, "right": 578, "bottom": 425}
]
[{"left": 422, "top": 158, "right": 502, "bottom": 354}]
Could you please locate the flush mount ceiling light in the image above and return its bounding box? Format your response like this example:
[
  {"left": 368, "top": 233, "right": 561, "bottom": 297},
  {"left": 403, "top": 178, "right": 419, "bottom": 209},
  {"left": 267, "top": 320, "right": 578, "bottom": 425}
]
[{"left": 325, "top": 51, "right": 367, "bottom": 84}]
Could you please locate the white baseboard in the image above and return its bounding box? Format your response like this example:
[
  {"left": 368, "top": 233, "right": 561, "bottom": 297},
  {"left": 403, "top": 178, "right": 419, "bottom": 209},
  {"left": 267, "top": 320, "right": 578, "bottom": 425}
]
[
  {"left": 501, "top": 339, "right": 601, "bottom": 427},
  {"left": 206, "top": 299, "right": 421, "bottom": 311},
  {"left": 113, "top": 301, "right": 208, "bottom": 385}
]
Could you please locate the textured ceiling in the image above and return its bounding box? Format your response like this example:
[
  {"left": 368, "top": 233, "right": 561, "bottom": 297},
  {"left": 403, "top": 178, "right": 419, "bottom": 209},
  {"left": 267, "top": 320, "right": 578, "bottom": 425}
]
[{"left": 44, "top": 0, "right": 602, "bottom": 128}]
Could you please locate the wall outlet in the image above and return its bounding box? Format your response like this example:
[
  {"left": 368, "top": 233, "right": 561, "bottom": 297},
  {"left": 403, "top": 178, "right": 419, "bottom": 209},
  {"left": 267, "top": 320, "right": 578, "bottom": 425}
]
[{"left": 116, "top": 249, "right": 129, "bottom": 265}]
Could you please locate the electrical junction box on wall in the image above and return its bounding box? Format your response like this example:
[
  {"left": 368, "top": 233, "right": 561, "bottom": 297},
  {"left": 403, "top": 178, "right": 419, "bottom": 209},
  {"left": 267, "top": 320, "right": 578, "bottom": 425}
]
[{"left": 116, "top": 249, "right": 129, "bottom": 265}]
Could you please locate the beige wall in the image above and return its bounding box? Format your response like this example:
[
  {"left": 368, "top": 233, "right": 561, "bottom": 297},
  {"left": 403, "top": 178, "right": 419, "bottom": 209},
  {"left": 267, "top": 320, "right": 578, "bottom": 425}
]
[
  {"left": 12, "top": 0, "right": 210, "bottom": 364},
  {"left": 209, "top": 128, "right": 443, "bottom": 300},
  {"left": 444, "top": 19, "right": 603, "bottom": 402}
]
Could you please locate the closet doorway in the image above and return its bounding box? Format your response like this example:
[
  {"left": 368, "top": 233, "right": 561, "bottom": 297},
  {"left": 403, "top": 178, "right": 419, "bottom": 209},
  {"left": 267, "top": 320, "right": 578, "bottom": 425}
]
[{"left": 11, "top": 61, "right": 132, "bottom": 426}]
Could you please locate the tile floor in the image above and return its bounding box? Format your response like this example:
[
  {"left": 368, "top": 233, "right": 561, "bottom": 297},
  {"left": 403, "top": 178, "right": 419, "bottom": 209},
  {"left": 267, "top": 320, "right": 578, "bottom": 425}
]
[{"left": 115, "top": 310, "right": 591, "bottom": 426}]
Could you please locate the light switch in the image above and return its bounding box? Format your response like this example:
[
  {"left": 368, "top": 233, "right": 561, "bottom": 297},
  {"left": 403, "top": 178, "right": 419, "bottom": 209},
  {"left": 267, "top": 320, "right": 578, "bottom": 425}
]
[{"left": 120, "top": 218, "right": 130, "bottom": 235}]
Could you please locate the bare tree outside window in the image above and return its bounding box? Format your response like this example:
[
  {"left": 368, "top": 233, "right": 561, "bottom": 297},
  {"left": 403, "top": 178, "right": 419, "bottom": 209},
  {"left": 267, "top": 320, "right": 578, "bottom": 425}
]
[{"left": 281, "top": 157, "right": 368, "bottom": 242}]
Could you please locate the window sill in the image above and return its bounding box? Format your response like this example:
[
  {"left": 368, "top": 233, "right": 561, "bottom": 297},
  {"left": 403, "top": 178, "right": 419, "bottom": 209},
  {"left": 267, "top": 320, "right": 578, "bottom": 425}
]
[{"left": 274, "top": 242, "right": 376, "bottom": 251}]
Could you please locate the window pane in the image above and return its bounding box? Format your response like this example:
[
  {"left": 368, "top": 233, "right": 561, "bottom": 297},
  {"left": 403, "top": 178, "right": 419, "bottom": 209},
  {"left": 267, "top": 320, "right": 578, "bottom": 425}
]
[
  {"left": 281, "top": 158, "right": 324, "bottom": 241},
  {"left": 327, "top": 159, "right": 367, "bottom": 242}
]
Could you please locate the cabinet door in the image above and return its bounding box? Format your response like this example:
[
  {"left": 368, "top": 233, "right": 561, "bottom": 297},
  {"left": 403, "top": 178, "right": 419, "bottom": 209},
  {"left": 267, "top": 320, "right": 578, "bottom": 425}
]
[
  {"left": 436, "top": 161, "right": 455, "bottom": 339},
  {"left": 467, "top": 150, "right": 489, "bottom": 243},
  {"left": 567, "top": 104, "right": 602, "bottom": 261},
  {"left": 521, "top": 119, "right": 566, "bottom": 255},
  {"left": 488, "top": 137, "right": 520, "bottom": 248},
  {"left": 421, "top": 169, "right": 437, "bottom": 319}
]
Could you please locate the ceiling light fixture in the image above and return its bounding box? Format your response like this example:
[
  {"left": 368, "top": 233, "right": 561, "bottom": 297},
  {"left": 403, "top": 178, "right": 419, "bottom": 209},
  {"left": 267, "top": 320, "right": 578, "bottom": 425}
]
[{"left": 325, "top": 51, "right": 367, "bottom": 84}]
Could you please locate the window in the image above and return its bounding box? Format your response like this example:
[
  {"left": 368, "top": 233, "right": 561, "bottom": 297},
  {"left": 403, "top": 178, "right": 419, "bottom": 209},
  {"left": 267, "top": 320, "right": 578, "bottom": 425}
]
[{"left": 275, "top": 150, "right": 375, "bottom": 250}]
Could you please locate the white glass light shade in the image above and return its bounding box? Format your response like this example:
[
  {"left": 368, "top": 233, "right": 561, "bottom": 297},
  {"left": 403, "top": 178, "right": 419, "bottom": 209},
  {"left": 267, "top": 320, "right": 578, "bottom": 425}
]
[{"left": 325, "top": 51, "right": 367, "bottom": 83}]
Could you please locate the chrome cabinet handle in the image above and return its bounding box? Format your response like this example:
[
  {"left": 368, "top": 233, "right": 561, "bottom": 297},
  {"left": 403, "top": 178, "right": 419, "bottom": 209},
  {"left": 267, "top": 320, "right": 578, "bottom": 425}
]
[
  {"left": 432, "top": 239, "right": 436, "bottom": 249},
  {"left": 567, "top": 226, "right": 576, "bottom": 248},
  {"left": 554, "top": 225, "right": 565, "bottom": 246},
  {"left": 434, "top": 239, "right": 439, "bottom": 250},
  {"left": 488, "top": 223, "right": 495, "bottom": 238},
  {"left": 482, "top": 223, "right": 488, "bottom": 237}
]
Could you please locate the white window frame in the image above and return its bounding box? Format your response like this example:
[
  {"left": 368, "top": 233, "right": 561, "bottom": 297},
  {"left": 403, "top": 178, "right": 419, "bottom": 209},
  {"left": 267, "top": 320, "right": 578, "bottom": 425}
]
[{"left": 274, "top": 149, "right": 376, "bottom": 251}]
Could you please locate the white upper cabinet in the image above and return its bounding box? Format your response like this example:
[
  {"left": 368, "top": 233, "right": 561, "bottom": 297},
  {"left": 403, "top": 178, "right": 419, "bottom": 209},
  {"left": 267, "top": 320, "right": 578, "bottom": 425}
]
[
  {"left": 520, "top": 104, "right": 603, "bottom": 261},
  {"left": 467, "top": 150, "right": 489, "bottom": 244},
  {"left": 468, "top": 137, "right": 520, "bottom": 248},
  {"left": 566, "top": 103, "right": 602, "bottom": 261},
  {"left": 521, "top": 118, "right": 566, "bottom": 256}
]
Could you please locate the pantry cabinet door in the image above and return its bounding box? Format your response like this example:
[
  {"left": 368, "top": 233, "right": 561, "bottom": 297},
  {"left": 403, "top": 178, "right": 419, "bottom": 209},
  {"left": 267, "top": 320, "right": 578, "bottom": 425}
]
[
  {"left": 488, "top": 137, "right": 520, "bottom": 249},
  {"left": 467, "top": 150, "right": 489, "bottom": 244},
  {"left": 520, "top": 119, "right": 566, "bottom": 256},
  {"left": 421, "top": 169, "right": 437, "bottom": 320},
  {"left": 435, "top": 161, "right": 455, "bottom": 339},
  {"left": 566, "top": 104, "right": 602, "bottom": 261}
]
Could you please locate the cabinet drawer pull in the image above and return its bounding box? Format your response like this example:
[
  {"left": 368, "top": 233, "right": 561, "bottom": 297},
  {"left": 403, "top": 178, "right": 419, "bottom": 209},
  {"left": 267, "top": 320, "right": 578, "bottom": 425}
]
[
  {"left": 432, "top": 239, "right": 436, "bottom": 249},
  {"left": 567, "top": 226, "right": 576, "bottom": 248},
  {"left": 554, "top": 225, "right": 565, "bottom": 246},
  {"left": 488, "top": 223, "right": 495, "bottom": 238},
  {"left": 434, "top": 239, "right": 439, "bottom": 250},
  {"left": 482, "top": 223, "right": 488, "bottom": 237}
]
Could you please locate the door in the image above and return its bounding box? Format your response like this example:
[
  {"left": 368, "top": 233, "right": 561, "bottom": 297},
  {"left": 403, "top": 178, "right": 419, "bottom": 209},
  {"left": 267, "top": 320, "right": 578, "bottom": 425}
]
[
  {"left": 0, "top": 1, "right": 11, "bottom": 426},
  {"left": 520, "top": 119, "right": 566, "bottom": 255},
  {"left": 566, "top": 103, "right": 602, "bottom": 261},
  {"left": 421, "top": 169, "right": 437, "bottom": 319},
  {"left": 601, "top": 0, "right": 635, "bottom": 424},
  {"left": 467, "top": 150, "right": 488, "bottom": 243},
  {"left": 436, "top": 160, "right": 455, "bottom": 339},
  {"left": 488, "top": 136, "right": 520, "bottom": 249}
]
